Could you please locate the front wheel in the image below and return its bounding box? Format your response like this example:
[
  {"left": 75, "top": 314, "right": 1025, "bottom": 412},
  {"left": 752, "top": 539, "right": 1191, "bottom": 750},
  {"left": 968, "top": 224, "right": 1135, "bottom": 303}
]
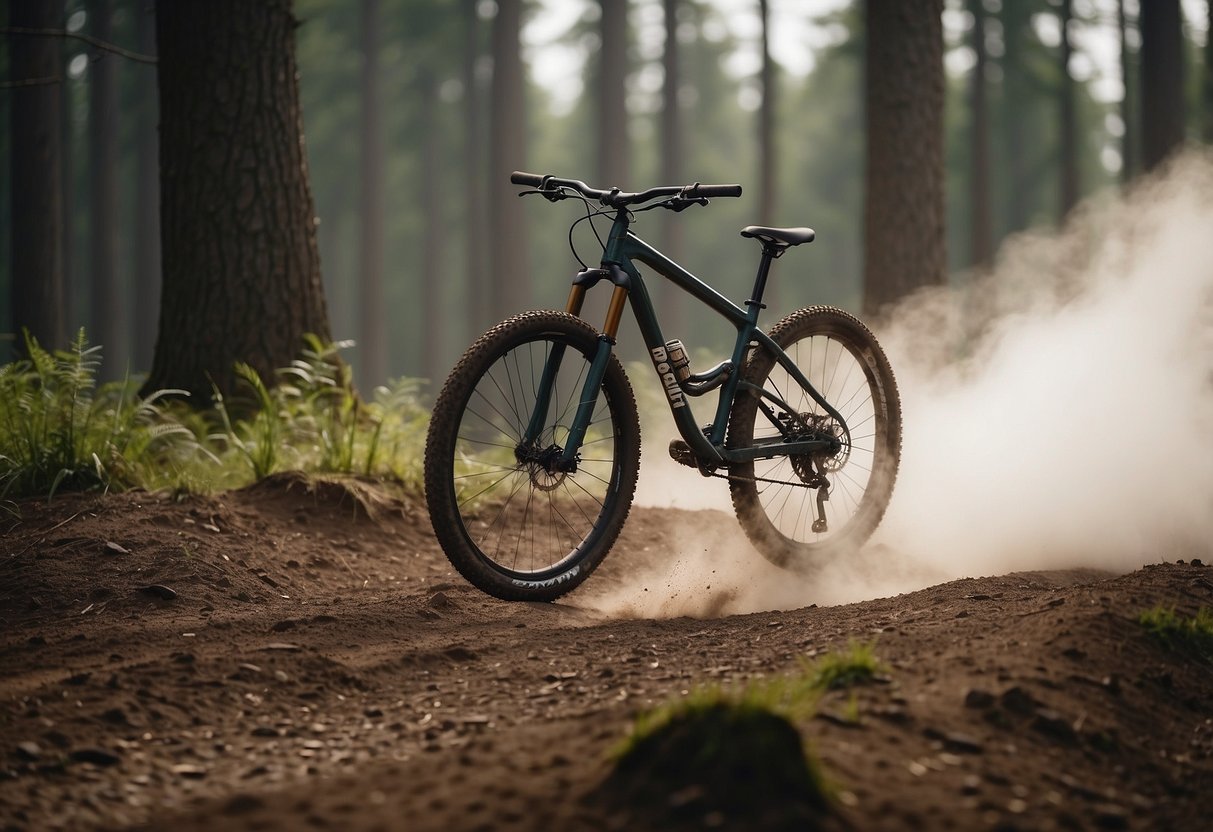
[
  {"left": 727, "top": 306, "right": 901, "bottom": 571},
  {"left": 424, "top": 311, "right": 641, "bottom": 601}
]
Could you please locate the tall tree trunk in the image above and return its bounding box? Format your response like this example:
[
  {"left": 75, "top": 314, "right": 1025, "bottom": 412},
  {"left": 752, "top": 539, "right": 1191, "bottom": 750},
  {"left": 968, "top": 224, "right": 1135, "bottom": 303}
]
[
  {"left": 9, "top": 0, "right": 66, "bottom": 350},
  {"left": 1118, "top": 0, "right": 1136, "bottom": 181},
  {"left": 133, "top": 0, "right": 160, "bottom": 372},
  {"left": 1058, "top": 0, "right": 1079, "bottom": 220},
  {"left": 359, "top": 0, "right": 386, "bottom": 388},
  {"left": 597, "top": 0, "right": 628, "bottom": 187},
  {"left": 1204, "top": 0, "right": 1213, "bottom": 143},
  {"left": 659, "top": 0, "right": 684, "bottom": 335},
  {"left": 1000, "top": 1, "right": 1029, "bottom": 233},
  {"left": 87, "top": 0, "right": 122, "bottom": 376},
  {"left": 488, "top": 0, "right": 529, "bottom": 318},
  {"left": 421, "top": 75, "right": 444, "bottom": 386},
  {"left": 967, "top": 0, "right": 992, "bottom": 267},
  {"left": 862, "top": 0, "right": 946, "bottom": 316},
  {"left": 463, "top": 0, "right": 487, "bottom": 332},
  {"left": 144, "top": 0, "right": 331, "bottom": 402},
  {"left": 757, "top": 0, "right": 775, "bottom": 228},
  {"left": 1139, "top": 0, "right": 1185, "bottom": 171}
]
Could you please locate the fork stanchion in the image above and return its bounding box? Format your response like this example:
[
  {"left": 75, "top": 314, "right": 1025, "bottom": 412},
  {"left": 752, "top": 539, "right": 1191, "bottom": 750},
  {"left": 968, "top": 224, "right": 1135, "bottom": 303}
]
[
  {"left": 566, "top": 285, "right": 587, "bottom": 316},
  {"left": 602, "top": 285, "right": 629, "bottom": 341}
]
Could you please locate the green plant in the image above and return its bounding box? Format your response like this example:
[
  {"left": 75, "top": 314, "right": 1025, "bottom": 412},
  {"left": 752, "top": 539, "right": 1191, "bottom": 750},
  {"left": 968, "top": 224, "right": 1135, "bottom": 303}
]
[
  {"left": 0, "top": 330, "right": 215, "bottom": 499},
  {"left": 803, "top": 639, "right": 884, "bottom": 690},
  {"left": 1138, "top": 606, "right": 1213, "bottom": 657}
]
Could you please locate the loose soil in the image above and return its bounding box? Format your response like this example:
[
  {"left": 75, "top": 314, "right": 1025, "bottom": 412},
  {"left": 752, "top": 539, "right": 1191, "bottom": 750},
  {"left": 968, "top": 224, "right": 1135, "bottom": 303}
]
[{"left": 1, "top": 474, "right": 1211, "bottom": 831}]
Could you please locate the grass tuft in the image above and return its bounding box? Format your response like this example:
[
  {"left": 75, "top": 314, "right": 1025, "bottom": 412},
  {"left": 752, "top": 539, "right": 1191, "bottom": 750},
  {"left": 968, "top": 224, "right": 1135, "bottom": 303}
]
[
  {"left": 1138, "top": 606, "right": 1213, "bottom": 658},
  {"left": 802, "top": 639, "right": 884, "bottom": 690}
]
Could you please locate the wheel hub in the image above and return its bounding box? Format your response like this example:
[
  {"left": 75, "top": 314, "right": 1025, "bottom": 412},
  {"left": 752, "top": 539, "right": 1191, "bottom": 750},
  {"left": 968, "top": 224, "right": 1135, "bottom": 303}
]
[{"left": 515, "top": 442, "right": 577, "bottom": 490}]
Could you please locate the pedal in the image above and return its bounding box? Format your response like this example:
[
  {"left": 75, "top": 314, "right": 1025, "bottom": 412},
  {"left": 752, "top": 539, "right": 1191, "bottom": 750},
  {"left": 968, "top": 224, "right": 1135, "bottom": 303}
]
[{"left": 668, "top": 438, "right": 698, "bottom": 469}]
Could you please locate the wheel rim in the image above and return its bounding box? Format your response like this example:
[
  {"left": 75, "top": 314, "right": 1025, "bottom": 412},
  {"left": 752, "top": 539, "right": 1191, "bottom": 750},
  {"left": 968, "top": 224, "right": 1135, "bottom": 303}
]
[
  {"left": 750, "top": 331, "right": 883, "bottom": 547},
  {"left": 448, "top": 333, "right": 621, "bottom": 578}
]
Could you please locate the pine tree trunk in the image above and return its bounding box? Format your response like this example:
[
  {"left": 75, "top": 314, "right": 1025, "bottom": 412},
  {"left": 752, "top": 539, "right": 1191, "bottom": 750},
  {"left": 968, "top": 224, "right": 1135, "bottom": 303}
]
[
  {"left": 1139, "top": 0, "right": 1185, "bottom": 171},
  {"left": 659, "top": 0, "right": 685, "bottom": 336},
  {"left": 133, "top": 1, "right": 160, "bottom": 372},
  {"left": 9, "top": 0, "right": 66, "bottom": 350},
  {"left": 359, "top": 0, "right": 386, "bottom": 388},
  {"left": 143, "top": 0, "right": 330, "bottom": 402},
  {"left": 1058, "top": 0, "right": 1079, "bottom": 220},
  {"left": 758, "top": 0, "right": 775, "bottom": 228},
  {"left": 463, "top": 0, "right": 487, "bottom": 332},
  {"left": 967, "top": 0, "right": 992, "bottom": 266},
  {"left": 488, "top": 0, "right": 529, "bottom": 318},
  {"left": 421, "top": 75, "right": 444, "bottom": 386},
  {"left": 1119, "top": 0, "right": 1136, "bottom": 181},
  {"left": 87, "top": 0, "right": 122, "bottom": 376},
  {"left": 1204, "top": 0, "right": 1213, "bottom": 143},
  {"left": 1000, "top": 1, "right": 1029, "bottom": 232},
  {"left": 862, "top": 0, "right": 946, "bottom": 316},
  {"left": 597, "top": 0, "right": 629, "bottom": 188}
]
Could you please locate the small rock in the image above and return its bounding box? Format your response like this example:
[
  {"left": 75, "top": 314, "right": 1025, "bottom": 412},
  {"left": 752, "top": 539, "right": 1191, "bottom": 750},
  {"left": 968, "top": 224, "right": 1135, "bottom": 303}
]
[
  {"left": 1093, "top": 803, "right": 1129, "bottom": 829},
  {"left": 1032, "top": 708, "right": 1077, "bottom": 743},
  {"left": 222, "top": 793, "right": 265, "bottom": 815},
  {"left": 138, "top": 584, "right": 177, "bottom": 601},
  {"left": 103, "top": 541, "right": 130, "bottom": 556},
  {"left": 15, "top": 741, "right": 41, "bottom": 761},
  {"left": 262, "top": 643, "right": 301, "bottom": 652},
  {"left": 964, "top": 689, "right": 996, "bottom": 709},
  {"left": 364, "top": 707, "right": 384, "bottom": 718},
  {"left": 1000, "top": 686, "right": 1040, "bottom": 715},
  {"left": 171, "top": 763, "right": 207, "bottom": 779},
  {"left": 71, "top": 748, "right": 121, "bottom": 767},
  {"left": 273, "top": 670, "right": 289, "bottom": 683}
]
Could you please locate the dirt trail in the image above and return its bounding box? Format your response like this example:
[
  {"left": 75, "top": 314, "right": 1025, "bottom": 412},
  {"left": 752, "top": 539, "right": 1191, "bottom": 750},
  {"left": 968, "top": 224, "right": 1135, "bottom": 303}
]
[{"left": 1, "top": 478, "right": 1211, "bottom": 831}]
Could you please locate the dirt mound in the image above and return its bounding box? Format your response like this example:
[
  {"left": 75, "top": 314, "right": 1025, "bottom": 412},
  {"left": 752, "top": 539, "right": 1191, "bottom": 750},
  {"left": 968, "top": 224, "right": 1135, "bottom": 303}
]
[{"left": 1, "top": 485, "right": 1211, "bottom": 831}]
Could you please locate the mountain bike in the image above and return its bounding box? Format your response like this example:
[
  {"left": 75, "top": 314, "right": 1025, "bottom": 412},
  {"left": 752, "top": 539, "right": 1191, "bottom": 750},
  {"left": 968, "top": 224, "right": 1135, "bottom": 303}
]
[{"left": 423, "top": 172, "right": 901, "bottom": 601}]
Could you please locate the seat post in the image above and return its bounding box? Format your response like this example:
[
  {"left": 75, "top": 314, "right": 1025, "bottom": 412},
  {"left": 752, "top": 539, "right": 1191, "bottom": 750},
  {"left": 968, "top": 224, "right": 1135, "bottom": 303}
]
[{"left": 746, "top": 244, "right": 782, "bottom": 309}]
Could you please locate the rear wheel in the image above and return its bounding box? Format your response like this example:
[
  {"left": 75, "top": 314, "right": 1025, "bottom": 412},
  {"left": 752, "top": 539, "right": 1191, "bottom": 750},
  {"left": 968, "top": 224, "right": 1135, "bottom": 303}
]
[
  {"left": 424, "top": 311, "right": 641, "bottom": 601},
  {"left": 727, "top": 306, "right": 901, "bottom": 570}
]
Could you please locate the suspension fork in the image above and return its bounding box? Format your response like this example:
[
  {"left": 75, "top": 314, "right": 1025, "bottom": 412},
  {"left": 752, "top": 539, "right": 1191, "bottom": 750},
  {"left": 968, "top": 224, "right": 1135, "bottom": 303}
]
[{"left": 522, "top": 270, "right": 629, "bottom": 470}]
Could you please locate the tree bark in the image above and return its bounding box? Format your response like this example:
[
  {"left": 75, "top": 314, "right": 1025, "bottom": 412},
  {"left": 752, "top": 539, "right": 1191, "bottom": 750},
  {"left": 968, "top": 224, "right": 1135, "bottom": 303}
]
[
  {"left": 463, "top": 0, "right": 488, "bottom": 331},
  {"left": 143, "top": 0, "right": 331, "bottom": 402},
  {"left": 87, "top": 0, "right": 122, "bottom": 377},
  {"left": 862, "top": 0, "right": 946, "bottom": 316},
  {"left": 133, "top": 1, "right": 161, "bottom": 372},
  {"left": 359, "top": 0, "right": 386, "bottom": 388},
  {"left": 421, "top": 74, "right": 444, "bottom": 386},
  {"left": 1118, "top": 0, "right": 1136, "bottom": 181},
  {"left": 9, "top": 0, "right": 66, "bottom": 351},
  {"left": 1139, "top": 0, "right": 1185, "bottom": 171},
  {"left": 967, "top": 0, "right": 992, "bottom": 266},
  {"left": 758, "top": 0, "right": 775, "bottom": 228},
  {"left": 597, "top": 0, "right": 629, "bottom": 188},
  {"left": 488, "top": 0, "right": 529, "bottom": 318},
  {"left": 659, "top": 0, "right": 685, "bottom": 335},
  {"left": 1204, "top": 0, "right": 1213, "bottom": 143},
  {"left": 1058, "top": 0, "right": 1079, "bottom": 220},
  {"left": 1000, "top": 1, "right": 1029, "bottom": 232}
]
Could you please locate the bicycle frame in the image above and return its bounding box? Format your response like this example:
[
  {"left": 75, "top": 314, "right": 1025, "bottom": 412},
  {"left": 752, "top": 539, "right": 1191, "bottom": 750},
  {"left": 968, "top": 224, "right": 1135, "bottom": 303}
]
[{"left": 528, "top": 208, "right": 852, "bottom": 471}]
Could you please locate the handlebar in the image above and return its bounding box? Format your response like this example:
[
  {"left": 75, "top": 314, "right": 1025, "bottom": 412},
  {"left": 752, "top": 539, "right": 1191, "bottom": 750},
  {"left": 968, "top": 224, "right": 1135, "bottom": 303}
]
[{"left": 510, "top": 171, "right": 742, "bottom": 207}]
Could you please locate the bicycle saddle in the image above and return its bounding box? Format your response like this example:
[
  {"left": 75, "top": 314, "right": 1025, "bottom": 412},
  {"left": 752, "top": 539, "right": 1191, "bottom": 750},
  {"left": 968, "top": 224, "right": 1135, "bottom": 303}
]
[{"left": 740, "top": 226, "right": 815, "bottom": 246}]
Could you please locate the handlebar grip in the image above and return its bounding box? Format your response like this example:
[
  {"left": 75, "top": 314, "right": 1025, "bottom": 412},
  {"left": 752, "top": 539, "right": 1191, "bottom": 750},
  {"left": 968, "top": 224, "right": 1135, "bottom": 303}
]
[
  {"left": 688, "top": 183, "right": 743, "bottom": 199},
  {"left": 510, "top": 171, "right": 547, "bottom": 187}
]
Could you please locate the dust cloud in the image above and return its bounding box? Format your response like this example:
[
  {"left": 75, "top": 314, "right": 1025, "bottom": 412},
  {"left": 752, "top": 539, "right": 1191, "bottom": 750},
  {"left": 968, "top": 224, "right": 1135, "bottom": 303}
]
[{"left": 583, "top": 151, "right": 1213, "bottom": 619}]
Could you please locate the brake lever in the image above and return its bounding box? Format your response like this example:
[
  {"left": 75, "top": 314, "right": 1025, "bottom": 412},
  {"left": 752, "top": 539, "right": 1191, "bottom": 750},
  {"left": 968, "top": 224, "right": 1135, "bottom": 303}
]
[
  {"left": 659, "top": 196, "right": 709, "bottom": 213},
  {"left": 519, "top": 188, "right": 568, "bottom": 202}
]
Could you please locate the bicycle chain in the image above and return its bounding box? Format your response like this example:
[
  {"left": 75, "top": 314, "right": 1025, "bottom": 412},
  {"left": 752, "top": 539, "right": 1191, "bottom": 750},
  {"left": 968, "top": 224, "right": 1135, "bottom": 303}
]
[{"left": 705, "top": 468, "right": 814, "bottom": 489}]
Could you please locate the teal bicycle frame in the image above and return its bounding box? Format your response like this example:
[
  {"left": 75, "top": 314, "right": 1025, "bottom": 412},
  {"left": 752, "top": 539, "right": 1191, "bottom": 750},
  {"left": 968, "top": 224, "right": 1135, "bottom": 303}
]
[{"left": 524, "top": 208, "right": 852, "bottom": 472}]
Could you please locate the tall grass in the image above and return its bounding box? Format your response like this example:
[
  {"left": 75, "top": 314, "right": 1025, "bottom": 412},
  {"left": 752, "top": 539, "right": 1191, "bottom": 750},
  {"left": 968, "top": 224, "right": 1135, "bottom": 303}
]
[
  {"left": 0, "top": 330, "right": 215, "bottom": 498},
  {"left": 0, "top": 331, "right": 430, "bottom": 500}
]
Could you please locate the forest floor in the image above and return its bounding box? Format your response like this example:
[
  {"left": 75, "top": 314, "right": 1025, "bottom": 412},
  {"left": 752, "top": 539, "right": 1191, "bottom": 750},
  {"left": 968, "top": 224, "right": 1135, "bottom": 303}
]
[{"left": 1, "top": 474, "right": 1211, "bottom": 831}]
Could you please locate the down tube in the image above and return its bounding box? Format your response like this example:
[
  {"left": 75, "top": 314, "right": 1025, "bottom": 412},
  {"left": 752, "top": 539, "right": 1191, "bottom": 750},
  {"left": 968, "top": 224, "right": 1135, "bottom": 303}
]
[{"left": 622, "top": 266, "right": 724, "bottom": 465}]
